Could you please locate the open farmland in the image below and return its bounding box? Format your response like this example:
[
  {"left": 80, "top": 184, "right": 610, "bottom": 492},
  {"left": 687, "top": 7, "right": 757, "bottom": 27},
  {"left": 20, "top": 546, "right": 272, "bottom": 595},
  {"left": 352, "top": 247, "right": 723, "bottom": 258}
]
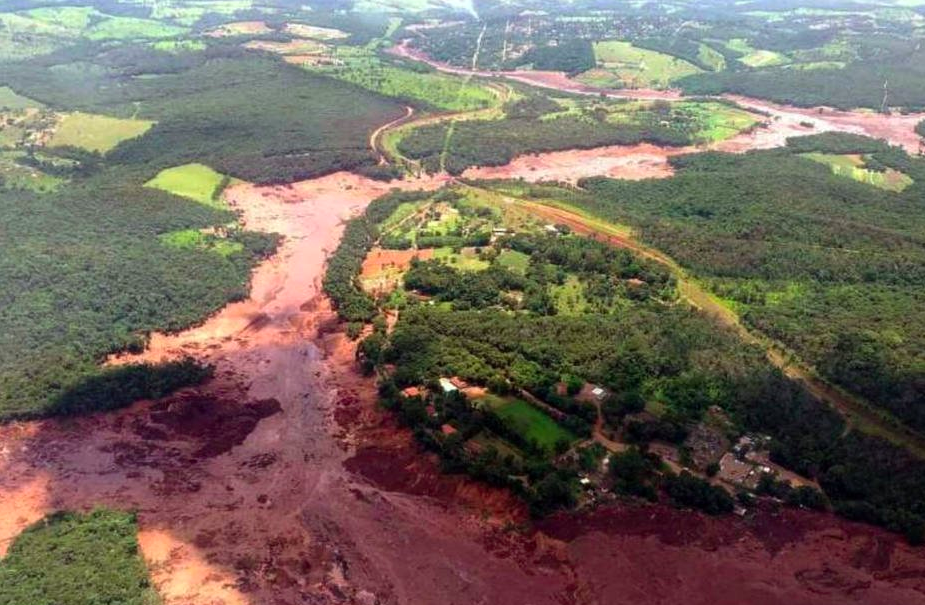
[
  {"left": 145, "top": 163, "right": 239, "bottom": 207},
  {"left": 49, "top": 112, "right": 154, "bottom": 154},
  {"left": 578, "top": 41, "right": 703, "bottom": 89}
]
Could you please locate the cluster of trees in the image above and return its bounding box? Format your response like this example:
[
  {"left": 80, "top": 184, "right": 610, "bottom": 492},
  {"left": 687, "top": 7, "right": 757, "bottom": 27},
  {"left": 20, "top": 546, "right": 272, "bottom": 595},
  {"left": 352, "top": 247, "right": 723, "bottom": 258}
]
[
  {"left": 0, "top": 173, "right": 277, "bottom": 420},
  {"left": 518, "top": 39, "right": 595, "bottom": 75},
  {"left": 586, "top": 136, "right": 925, "bottom": 434},
  {"left": 398, "top": 108, "right": 690, "bottom": 175},
  {"left": 609, "top": 448, "right": 734, "bottom": 515},
  {"left": 0, "top": 510, "right": 157, "bottom": 605},
  {"left": 680, "top": 47, "right": 925, "bottom": 110},
  {"left": 458, "top": 140, "right": 925, "bottom": 541},
  {"left": 378, "top": 384, "right": 579, "bottom": 516}
]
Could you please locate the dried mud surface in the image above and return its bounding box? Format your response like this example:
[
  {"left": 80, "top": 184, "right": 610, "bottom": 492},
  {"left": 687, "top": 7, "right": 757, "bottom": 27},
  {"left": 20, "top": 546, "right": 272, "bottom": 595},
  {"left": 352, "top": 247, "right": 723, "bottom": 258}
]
[{"left": 2, "top": 111, "right": 925, "bottom": 604}]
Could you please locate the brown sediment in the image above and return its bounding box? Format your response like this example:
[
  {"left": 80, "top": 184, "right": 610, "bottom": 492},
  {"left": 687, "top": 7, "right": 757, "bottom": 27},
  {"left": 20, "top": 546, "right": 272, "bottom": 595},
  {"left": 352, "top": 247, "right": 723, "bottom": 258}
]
[
  {"left": 1, "top": 125, "right": 924, "bottom": 605},
  {"left": 389, "top": 39, "right": 925, "bottom": 154}
]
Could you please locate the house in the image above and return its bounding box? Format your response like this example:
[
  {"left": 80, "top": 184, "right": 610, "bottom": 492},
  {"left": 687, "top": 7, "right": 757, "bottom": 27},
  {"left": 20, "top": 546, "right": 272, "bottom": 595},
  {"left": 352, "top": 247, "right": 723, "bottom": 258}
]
[
  {"left": 439, "top": 378, "right": 458, "bottom": 393},
  {"left": 440, "top": 424, "right": 458, "bottom": 436},
  {"left": 401, "top": 386, "right": 423, "bottom": 398}
]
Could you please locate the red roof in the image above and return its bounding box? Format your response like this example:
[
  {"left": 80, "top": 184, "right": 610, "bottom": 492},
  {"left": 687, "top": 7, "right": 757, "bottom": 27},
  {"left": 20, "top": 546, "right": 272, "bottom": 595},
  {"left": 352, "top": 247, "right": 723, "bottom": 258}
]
[
  {"left": 401, "top": 386, "right": 422, "bottom": 398},
  {"left": 440, "top": 424, "right": 458, "bottom": 436}
]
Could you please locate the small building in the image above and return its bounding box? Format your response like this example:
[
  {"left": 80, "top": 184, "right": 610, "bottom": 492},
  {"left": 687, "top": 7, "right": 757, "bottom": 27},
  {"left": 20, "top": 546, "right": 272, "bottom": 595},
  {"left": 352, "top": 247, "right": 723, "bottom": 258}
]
[
  {"left": 401, "top": 386, "right": 423, "bottom": 398},
  {"left": 439, "top": 378, "right": 458, "bottom": 393},
  {"left": 440, "top": 424, "right": 458, "bottom": 436},
  {"left": 544, "top": 224, "right": 559, "bottom": 235}
]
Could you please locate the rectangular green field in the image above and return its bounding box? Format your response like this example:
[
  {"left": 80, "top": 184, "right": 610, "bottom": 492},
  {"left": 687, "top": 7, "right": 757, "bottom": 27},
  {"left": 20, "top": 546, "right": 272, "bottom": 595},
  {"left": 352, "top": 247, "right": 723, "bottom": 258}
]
[
  {"left": 580, "top": 40, "right": 702, "bottom": 89},
  {"left": 145, "top": 163, "right": 238, "bottom": 207},
  {"left": 482, "top": 395, "right": 576, "bottom": 453},
  {"left": 49, "top": 112, "right": 155, "bottom": 154}
]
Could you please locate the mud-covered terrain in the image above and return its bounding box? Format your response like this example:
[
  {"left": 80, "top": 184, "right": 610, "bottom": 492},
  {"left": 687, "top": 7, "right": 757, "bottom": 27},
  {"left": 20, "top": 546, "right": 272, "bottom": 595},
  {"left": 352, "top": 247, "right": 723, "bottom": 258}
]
[{"left": 1, "top": 163, "right": 924, "bottom": 604}]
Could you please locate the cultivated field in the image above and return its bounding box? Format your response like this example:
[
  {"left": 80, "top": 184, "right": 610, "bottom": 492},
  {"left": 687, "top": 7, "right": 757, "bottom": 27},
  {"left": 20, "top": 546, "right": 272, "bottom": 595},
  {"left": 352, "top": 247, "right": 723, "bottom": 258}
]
[{"left": 49, "top": 112, "right": 154, "bottom": 154}]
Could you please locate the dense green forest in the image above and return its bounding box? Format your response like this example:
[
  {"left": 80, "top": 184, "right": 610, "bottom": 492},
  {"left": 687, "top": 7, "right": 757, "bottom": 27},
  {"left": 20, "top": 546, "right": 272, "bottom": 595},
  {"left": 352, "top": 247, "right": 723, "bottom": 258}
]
[
  {"left": 333, "top": 179, "right": 925, "bottom": 540},
  {"left": 0, "top": 510, "right": 158, "bottom": 605},
  {"left": 0, "top": 170, "right": 276, "bottom": 420},
  {"left": 566, "top": 134, "right": 925, "bottom": 435},
  {"left": 679, "top": 50, "right": 925, "bottom": 110}
]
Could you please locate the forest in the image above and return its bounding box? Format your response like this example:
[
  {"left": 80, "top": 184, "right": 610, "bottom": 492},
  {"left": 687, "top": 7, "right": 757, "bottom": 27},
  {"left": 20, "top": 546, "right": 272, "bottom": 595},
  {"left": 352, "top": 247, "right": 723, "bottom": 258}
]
[
  {"left": 1, "top": 48, "right": 405, "bottom": 183},
  {"left": 569, "top": 134, "right": 925, "bottom": 437},
  {"left": 0, "top": 510, "right": 157, "bottom": 605},
  {"left": 324, "top": 178, "right": 925, "bottom": 540}
]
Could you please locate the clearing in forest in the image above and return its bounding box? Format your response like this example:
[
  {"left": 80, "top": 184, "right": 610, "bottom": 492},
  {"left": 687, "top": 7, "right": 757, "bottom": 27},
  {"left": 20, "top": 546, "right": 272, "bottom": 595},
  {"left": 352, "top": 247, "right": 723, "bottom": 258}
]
[
  {"left": 145, "top": 163, "right": 239, "bottom": 207},
  {"left": 478, "top": 394, "right": 577, "bottom": 454},
  {"left": 578, "top": 41, "right": 702, "bottom": 89},
  {"left": 205, "top": 20, "right": 271, "bottom": 37},
  {"left": 0, "top": 87, "right": 42, "bottom": 110},
  {"left": 801, "top": 152, "right": 914, "bottom": 191},
  {"left": 48, "top": 112, "right": 154, "bottom": 154}
]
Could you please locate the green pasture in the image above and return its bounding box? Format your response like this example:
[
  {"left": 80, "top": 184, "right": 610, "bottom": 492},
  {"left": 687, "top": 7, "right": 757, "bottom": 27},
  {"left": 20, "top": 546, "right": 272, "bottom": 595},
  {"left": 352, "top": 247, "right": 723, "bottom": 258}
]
[
  {"left": 49, "top": 112, "right": 155, "bottom": 154},
  {"left": 802, "top": 152, "right": 914, "bottom": 192},
  {"left": 317, "top": 47, "right": 498, "bottom": 112},
  {"left": 433, "top": 247, "right": 490, "bottom": 271},
  {"left": 480, "top": 394, "right": 576, "bottom": 454},
  {"left": 579, "top": 40, "right": 702, "bottom": 89},
  {"left": 550, "top": 274, "right": 589, "bottom": 316},
  {"left": 496, "top": 249, "right": 530, "bottom": 275},
  {"left": 145, "top": 163, "right": 236, "bottom": 207},
  {"left": 159, "top": 229, "right": 243, "bottom": 256}
]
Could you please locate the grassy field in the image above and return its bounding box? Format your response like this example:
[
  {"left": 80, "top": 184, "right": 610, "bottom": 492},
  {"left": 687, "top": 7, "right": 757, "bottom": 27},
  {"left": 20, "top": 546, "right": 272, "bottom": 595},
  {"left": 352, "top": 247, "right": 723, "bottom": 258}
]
[
  {"left": 152, "top": 39, "right": 207, "bottom": 53},
  {"left": 86, "top": 16, "right": 186, "bottom": 40},
  {"left": 482, "top": 395, "right": 576, "bottom": 454},
  {"left": 579, "top": 40, "right": 702, "bottom": 89},
  {"left": 801, "top": 152, "right": 914, "bottom": 191},
  {"left": 317, "top": 47, "right": 498, "bottom": 112},
  {"left": 604, "top": 99, "right": 760, "bottom": 143},
  {"left": 49, "top": 112, "right": 155, "bottom": 154},
  {"left": 160, "top": 229, "right": 244, "bottom": 257},
  {"left": 0, "top": 87, "right": 41, "bottom": 110},
  {"left": 433, "top": 247, "right": 490, "bottom": 271},
  {"left": 551, "top": 274, "right": 589, "bottom": 315},
  {"left": 496, "top": 249, "right": 530, "bottom": 274},
  {"left": 145, "top": 163, "right": 236, "bottom": 207},
  {"left": 725, "top": 39, "right": 790, "bottom": 68},
  {"left": 0, "top": 510, "right": 159, "bottom": 605}
]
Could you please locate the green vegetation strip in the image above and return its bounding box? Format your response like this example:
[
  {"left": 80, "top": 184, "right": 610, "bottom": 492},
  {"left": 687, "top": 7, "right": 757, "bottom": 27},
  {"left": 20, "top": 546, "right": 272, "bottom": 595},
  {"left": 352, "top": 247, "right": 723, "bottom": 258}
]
[{"left": 0, "top": 510, "right": 159, "bottom": 605}]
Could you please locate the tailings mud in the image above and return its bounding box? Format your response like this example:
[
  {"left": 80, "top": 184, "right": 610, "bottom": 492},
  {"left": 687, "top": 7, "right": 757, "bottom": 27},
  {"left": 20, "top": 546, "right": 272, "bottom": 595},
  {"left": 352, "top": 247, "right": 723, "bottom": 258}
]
[{"left": 1, "top": 171, "right": 925, "bottom": 604}]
